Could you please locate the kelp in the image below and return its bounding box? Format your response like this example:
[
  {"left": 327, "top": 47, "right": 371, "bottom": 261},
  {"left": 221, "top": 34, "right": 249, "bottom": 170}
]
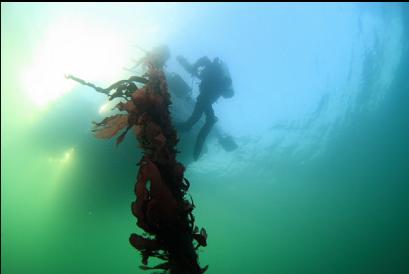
[{"left": 68, "top": 59, "right": 207, "bottom": 274}]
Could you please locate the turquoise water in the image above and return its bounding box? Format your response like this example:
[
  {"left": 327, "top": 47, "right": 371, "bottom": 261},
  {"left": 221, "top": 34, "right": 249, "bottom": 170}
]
[{"left": 2, "top": 3, "right": 408, "bottom": 274}]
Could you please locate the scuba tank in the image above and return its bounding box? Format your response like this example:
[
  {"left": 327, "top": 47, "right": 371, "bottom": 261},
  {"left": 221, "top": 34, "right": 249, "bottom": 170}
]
[{"left": 218, "top": 59, "right": 235, "bottom": 99}]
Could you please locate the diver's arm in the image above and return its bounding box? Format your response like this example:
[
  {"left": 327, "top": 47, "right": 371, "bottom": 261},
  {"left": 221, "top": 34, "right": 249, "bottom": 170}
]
[
  {"left": 177, "top": 55, "right": 212, "bottom": 78},
  {"left": 191, "top": 57, "right": 211, "bottom": 80},
  {"left": 176, "top": 55, "right": 196, "bottom": 76},
  {"left": 192, "top": 56, "right": 212, "bottom": 71}
]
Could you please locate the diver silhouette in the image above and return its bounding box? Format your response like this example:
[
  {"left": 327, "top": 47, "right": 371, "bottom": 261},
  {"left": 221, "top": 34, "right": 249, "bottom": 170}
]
[{"left": 176, "top": 55, "right": 234, "bottom": 161}]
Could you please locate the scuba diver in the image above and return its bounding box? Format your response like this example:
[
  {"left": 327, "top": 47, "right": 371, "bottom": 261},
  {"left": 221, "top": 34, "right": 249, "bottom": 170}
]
[
  {"left": 124, "top": 46, "right": 237, "bottom": 162},
  {"left": 176, "top": 55, "right": 235, "bottom": 161}
]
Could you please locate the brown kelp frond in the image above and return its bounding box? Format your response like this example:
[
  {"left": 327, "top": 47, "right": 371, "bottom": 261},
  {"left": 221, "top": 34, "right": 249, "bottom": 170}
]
[
  {"left": 92, "top": 114, "right": 128, "bottom": 140},
  {"left": 69, "top": 54, "right": 207, "bottom": 273}
]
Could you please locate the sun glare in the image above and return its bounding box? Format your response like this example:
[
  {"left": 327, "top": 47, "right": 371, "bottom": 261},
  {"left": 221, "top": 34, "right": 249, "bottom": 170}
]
[{"left": 21, "top": 18, "right": 131, "bottom": 108}]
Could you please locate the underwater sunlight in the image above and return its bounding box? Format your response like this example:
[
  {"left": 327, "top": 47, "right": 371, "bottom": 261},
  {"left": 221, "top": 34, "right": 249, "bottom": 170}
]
[{"left": 2, "top": 3, "right": 408, "bottom": 274}]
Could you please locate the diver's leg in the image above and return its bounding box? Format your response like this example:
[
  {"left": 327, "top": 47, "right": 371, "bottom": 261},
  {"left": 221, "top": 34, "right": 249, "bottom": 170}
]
[
  {"left": 193, "top": 105, "right": 217, "bottom": 161},
  {"left": 177, "top": 100, "right": 205, "bottom": 132}
]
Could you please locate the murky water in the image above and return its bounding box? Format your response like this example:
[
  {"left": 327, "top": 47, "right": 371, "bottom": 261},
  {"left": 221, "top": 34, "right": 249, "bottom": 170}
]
[{"left": 2, "top": 3, "right": 408, "bottom": 274}]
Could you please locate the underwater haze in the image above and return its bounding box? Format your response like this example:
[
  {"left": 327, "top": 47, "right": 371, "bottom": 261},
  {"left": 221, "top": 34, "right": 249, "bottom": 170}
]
[{"left": 2, "top": 2, "right": 409, "bottom": 274}]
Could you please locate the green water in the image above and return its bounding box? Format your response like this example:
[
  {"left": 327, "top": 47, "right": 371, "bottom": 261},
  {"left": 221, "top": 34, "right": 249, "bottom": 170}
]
[{"left": 2, "top": 3, "right": 409, "bottom": 274}]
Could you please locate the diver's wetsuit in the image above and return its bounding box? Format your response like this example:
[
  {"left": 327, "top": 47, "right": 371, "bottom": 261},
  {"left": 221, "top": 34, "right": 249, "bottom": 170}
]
[{"left": 178, "top": 56, "right": 232, "bottom": 160}]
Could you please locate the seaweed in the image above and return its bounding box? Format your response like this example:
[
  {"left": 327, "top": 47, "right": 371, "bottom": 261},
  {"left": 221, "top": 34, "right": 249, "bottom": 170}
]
[{"left": 67, "top": 59, "right": 207, "bottom": 273}]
